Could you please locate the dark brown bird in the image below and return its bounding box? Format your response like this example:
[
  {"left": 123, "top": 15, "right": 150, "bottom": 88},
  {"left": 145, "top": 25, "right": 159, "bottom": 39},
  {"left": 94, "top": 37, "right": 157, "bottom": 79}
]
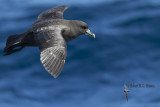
[
  {"left": 124, "top": 83, "right": 130, "bottom": 102},
  {"left": 3, "top": 5, "right": 95, "bottom": 78}
]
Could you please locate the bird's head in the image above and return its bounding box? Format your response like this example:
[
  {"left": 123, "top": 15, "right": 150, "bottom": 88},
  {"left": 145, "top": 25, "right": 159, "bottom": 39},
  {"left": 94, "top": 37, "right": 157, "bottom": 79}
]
[{"left": 69, "top": 20, "right": 95, "bottom": 39}]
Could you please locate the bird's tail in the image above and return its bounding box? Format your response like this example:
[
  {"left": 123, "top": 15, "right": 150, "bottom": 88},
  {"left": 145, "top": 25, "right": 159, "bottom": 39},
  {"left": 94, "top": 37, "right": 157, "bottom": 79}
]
[{"left": 3, "top": 34, "right": 25, "bottom": 56}]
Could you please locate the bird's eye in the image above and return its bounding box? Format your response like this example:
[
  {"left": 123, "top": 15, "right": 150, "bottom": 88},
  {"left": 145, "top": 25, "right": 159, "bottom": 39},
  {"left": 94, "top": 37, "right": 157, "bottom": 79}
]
[{"left": 81, "top": 26, "right": 87, "bottom": 29}]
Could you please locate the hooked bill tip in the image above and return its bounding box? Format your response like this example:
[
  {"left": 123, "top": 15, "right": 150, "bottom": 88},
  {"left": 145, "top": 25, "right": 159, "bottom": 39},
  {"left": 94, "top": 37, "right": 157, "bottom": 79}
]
[{"left": 86, "top": 29, "right": 95, "bottom": 38}]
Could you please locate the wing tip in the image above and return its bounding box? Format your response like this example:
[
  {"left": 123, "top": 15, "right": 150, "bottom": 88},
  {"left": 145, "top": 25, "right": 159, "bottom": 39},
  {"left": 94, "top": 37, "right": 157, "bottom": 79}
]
[
  {"left": 59, "top": 5, "right": 70, "bottom": 8},
  {"left": 37, "top": 5, "right": 70, "bottom": 21},
  {"left": 44, "top": 67, "right": 60, "bottom": 78},
  {"left": 54, "top": 5, "right": 70, "bottom": 11},
  {"left": 53, "top": 74, "right": 58, "bottom": 78}
]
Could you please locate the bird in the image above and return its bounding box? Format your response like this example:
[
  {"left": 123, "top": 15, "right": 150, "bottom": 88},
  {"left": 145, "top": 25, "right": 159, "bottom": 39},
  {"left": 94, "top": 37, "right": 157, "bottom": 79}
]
[
  {"left": 124, "top": 83, "right": 130, "bottom": 102},
  {"left": 3, "top": 5, "right": 95, "bottom": 78}
]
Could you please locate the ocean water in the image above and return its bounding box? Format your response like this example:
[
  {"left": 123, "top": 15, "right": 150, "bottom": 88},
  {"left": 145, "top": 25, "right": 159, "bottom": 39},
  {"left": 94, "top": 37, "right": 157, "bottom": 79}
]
[{"left": 0, "top": 0, "right": 160, "bottom": 106}]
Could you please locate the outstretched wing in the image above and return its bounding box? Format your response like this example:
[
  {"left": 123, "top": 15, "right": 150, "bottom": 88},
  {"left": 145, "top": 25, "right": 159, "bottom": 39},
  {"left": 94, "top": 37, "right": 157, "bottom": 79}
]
[
  {"left": 125, "top": 92, "right": 128, "bottom": 102},
  {"left": 37, "top": 5, "right": 69, "bottom": 21},
  {"left": 34, "top": 28, "right": 67, "bottom": 78},
  {"left": 124, "top": 83, "right": 127, "bottom": 89}
]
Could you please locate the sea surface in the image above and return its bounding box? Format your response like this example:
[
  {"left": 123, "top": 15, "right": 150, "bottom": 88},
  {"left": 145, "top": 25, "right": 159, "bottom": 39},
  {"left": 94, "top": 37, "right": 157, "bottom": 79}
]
[{"left": 0, "top": 0, "right": 160, "bottom": 107}]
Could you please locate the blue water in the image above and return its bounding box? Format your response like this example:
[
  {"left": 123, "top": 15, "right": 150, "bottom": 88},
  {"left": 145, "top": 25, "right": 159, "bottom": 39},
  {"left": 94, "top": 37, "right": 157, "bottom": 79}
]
[{"left": 1, "top": 0, "right": 160, "bottom": 106}]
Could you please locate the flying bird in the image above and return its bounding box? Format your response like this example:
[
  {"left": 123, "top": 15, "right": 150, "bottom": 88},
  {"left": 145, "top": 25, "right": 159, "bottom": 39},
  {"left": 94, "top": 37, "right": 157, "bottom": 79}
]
[
  {"left": 3, "top": 5, "right": 95, "bottom": 78},
  {"left": 124, "top": 83, "right": 130, "bottom": 102}
]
